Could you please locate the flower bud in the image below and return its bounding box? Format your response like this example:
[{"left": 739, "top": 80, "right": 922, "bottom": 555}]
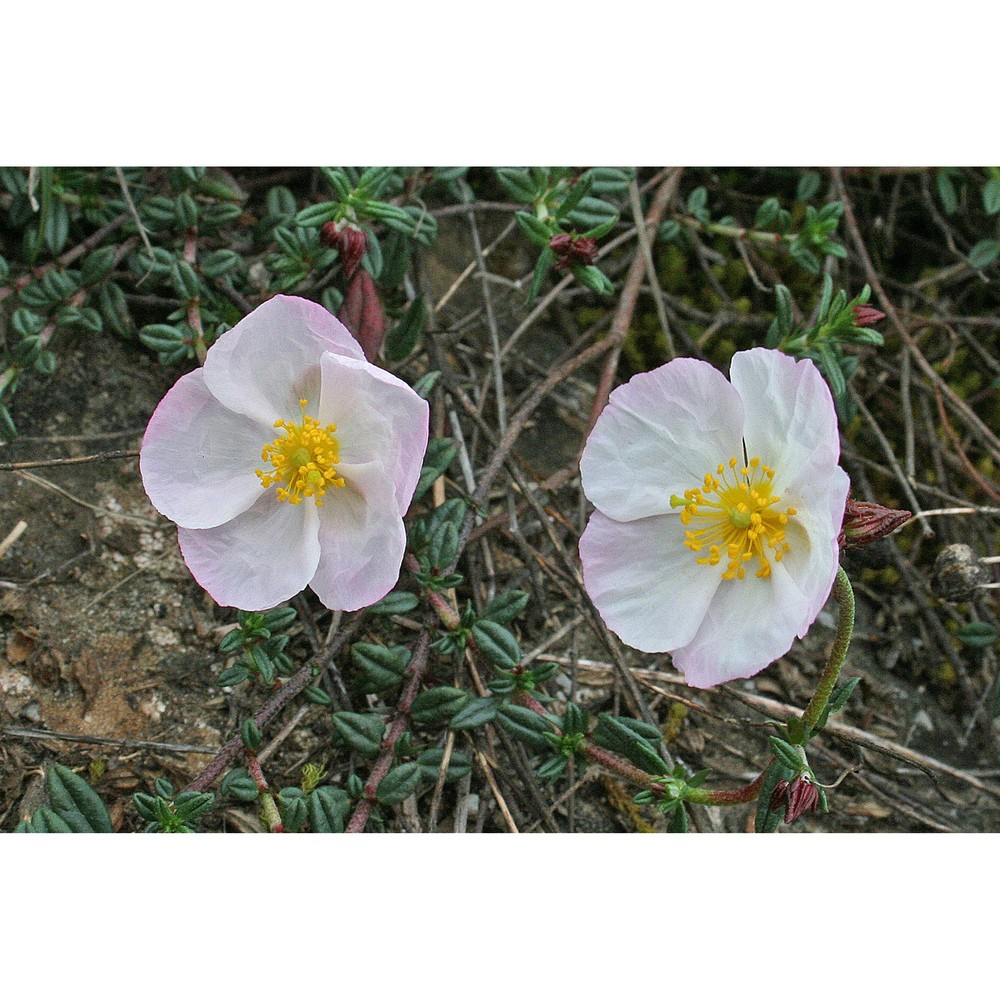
[
  {"left": 319, "top": 221, "right": 340, "bottom": 248},
  {"left": 852, "top": 304, "right": 886, "bottom": 327},
  {"left": 337, "top": 269, "right": 386, "bottom": 362},
  {"left": 549, "top": 233, "right": 599, "bottom": 270},
  {"left": 839, "top": 499, "right": 911, "bottom": 549},
  {"left": 769, "top": 778, "right": 790, "bottom": 813},
  {"left": 568, "top": 236, "right": 598, "bottom": 265},
  {"left": 932, "top": 543, "right": 987, "bottom": 603},
  {"left": 783, "top": 774, "right": 819, "bottom": 824},
  {"left": 338, "top": 225, "right": 369, "bottom": 279}
]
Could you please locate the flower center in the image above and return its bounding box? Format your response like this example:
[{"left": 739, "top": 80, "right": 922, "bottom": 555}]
[
  {"left": 255, "top": 399, "right": 345, "bottom": 506},
  {"left": 669, "top": 455, "right": 797, "bottom": 581}
]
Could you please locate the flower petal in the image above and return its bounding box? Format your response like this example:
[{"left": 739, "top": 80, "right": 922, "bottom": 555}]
[
  {"left": 778, "top": 465, "right": 850, "bottom": 625},
  {"left": 730, "top": 348, "right": 842, "bottom": 487},
  {"left": 671, "top": 561, "right": 813, "bottom": 688},
  {"left": 317, "top": 352, "right": 429, "bottom": 510},
  {"left": 140, "top": 368, "right": 269, "bottom": 529},
  {"left": 581, "top": 358, "right": 745, "bottom": 522},
  {"left": 177, "top": 492, "right": 321, "bottom": 610},
  {"left": 203, "top": 295, "right": 365, "bottom": 426},
  {"left": 309, "top": 461, "right": 406, "bottom": 611},
  {"left": 579, "top": 509, "right": 721, "bottom": 652}
]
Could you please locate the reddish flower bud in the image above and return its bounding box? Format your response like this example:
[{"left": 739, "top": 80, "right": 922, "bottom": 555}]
[
  {"left": 839, "top": 499, "right": 911, "bottom": 549},
  {"left": 769, "top": 779, "right": 790, "bottom": 813},
  {"left": 549, "top": 234, "right": 599, "bottom": 270},
  {"left": 337, "top": 269, "right": 386, "bottom": 362},
  {"left": 568, "top": 236, "right": 598, "bottom": 266},
  {"left": 319, "top": 221, "right": 340, "bottom": 248},
  {"left": 337, "top": 225, "right": 369, "bottom": 279},
  {"left": 852, "top": 304, "right": 886, "bottom": 328},
  {"left": 549, "top": 233, "right": 573, "bottom": 255},
  {"left": 783, "top": 775, "right": 819, "bottom": 824}
]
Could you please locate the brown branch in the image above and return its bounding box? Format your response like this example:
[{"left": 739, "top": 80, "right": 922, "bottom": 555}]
[
  {"left": 183, "top": 612, "right": 366, "bottom": 793},
  {"left": 345, "top": 631, "right": 431, "bottom": 833}
]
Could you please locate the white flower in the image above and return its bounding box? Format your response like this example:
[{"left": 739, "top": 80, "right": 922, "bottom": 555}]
[
  {"left": 140, "top": 295, "right": 429, "bottom": 611},
  {"left": 579, "top": 348, "right": 849, "bottom": 688}
]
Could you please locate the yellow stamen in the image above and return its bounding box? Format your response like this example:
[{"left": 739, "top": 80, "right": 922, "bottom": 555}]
[
  {"left": 255, "top": 399, "right": 345, "bottom": 506},
  {"left": 673, "top": 454, "right": 796, "bottom": 581}
]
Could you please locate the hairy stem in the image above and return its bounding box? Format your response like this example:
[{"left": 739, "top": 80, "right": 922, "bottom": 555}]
[
  {"left": 345, "top": 632, "right": 431, "bottom": 833},
  {"left": 801, "top": 566, "right": 856, "bottom": 735}
]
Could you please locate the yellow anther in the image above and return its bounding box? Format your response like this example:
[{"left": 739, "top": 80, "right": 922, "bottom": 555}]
[
  {"left": 256, "top": 399, "right": 346, "bottom": 506},
  {"left": 669, "top": 451, "right": 797, "bottom": 582}
]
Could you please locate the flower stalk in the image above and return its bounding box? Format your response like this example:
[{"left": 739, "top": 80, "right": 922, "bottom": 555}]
[{"left": 800, "top": 565, "right": 856, "bottom": 735}]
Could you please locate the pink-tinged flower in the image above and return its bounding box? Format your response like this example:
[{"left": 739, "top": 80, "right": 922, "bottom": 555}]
[
  {"left": 579, "top": 348, "right": 850, "bottom": 689},
  {"left": 140, "top": 295, "right": 429, "bottom": 612}
]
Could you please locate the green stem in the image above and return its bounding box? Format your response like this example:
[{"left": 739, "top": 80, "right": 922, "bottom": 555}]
[
  {"left": 679, "top": 215, "right": 792, "bottom": 245},
  {"left": 800, "top": 565, "right": 855, "bottom": 735}
]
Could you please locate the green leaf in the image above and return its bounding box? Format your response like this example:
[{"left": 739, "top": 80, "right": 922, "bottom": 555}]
[
  {"left": 968, "top": 239, "right": 1000, "bottom": 270},
  {"left": 827, "top": 676, "right": 861, "bottom": 715},
  {"left": 173, "top": 791, "right": 214, "bottom": 823},
  {"left": 553, "top": 174, "right": 593, "bottom": 222},
  {"left": 796, "top": 171, "right": 822, "bottom": 202},
  {"left": 308, "top": 785, "right": 350, "bottom": 833},
  {"left": 956, "top": 621, "right": 999, "bottom": 648},
  {"left": 201, "top": 249, "right": 241, "bottom": 278},
  {"left": 686, "top": 186, "right": 708, "bottom": 214},
  {"left": 581, "top": 167, "right": 632, "bottom": 195},
  {"left": 352, "top": 643, "right": 411, "bottom": 694},
  {"left": 413, "top": 438, "right": 457, "bottom": 501},
  {"left": 31, "top": 807, "right": 74, "bottom": 833},
  {"left": 376, "top": 762, "right": 422, "bottom": 805},
  {"left": 95, "top": 282, "right": 132, "bottom": 338},
  {"left": 367, "top": 591, "right": 420, "bottom": 616},
  {"left": 173, "top": 259, "right": 201, "bottom": 299},
  {"left": 526, "top": 246, "right": 555, "bottom": 305},
  {"left": 984, "top": 177, "right": 1000, "bottom": 215},
  {"left": 480, "top": 589, "right": 530, "bottom": 625},
  {"left": 44, "top": 198, "right": 70, "bottom": 255},
  {"left": 450, "top": 696, "right": 501, "bottom": 731},
  {"left": 139, "top": 323, "right": 187, "bottom": 353},
  {"left": 515, "top": 210, "right": 552, "bottom": 247},
  {"left": 80, "top": 246, "right": 117, "bottom": 286},
  {"left": 566, "top": 196, "right": 618, "bottom": 232},
  {"left": 261, "top": 606, "right": 297, "bottom": 631},
  {"left": 495, "top": 168, "right": 537, "bottom": 203},
  {"left": 536, "top": 756, "right": 568, "bottom": 782},
  {"left": 755, "top": 197, "right": 780, "bottom": 229},
  {"left": 755, "top": 760, "right": 794, "bottom": 834},
  {"left": 768, "top": 735, "right": 804, "bottom": 770},
  {"left": 561, "top": 701, "right": 587, "bottom": 738},
  {"left": 385, "top": 295, "right": 427, "bottom": 362},
  {"left": 46, "top": 764, "right": 112, "bottom": 832},
  {"left": 470, "top": 619, "right": 521, "bottom": 670},
  {"left": 220, "top": 768, "right": 260, "bottom": 802},
  {"left": 593, "top": 713, "right": 662, "bottom": 750},
  {"left": 295, "top": 201, "right": 341, "bottom": 228},
  {"left": 936, "top": 169, "right": 958, "bottom": 214},
  {"left": 417, "top": 748, "right": 472, "bottom": 784},
  {"left": 217, "top": 664, "right": 250, "bottom": 687},
  {"left": 427, "top": 518, "right": 460, "bottom": 569},
  {"left": 496, "top": 703, "right": 555, "bottom": 751},
  {"left": 331, "top": 712, "right": 386, "bottom": 757},
  {"left": 411, "top": 687, "right": 469, "bottom": 726},
  {"left": 303, "top": 685, "right": 332, "bottom": 706}
]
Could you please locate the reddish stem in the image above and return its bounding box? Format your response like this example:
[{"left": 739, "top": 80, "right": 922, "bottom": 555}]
[{"left": 345, "top": 632, "right": 431, "bottom": 833}]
